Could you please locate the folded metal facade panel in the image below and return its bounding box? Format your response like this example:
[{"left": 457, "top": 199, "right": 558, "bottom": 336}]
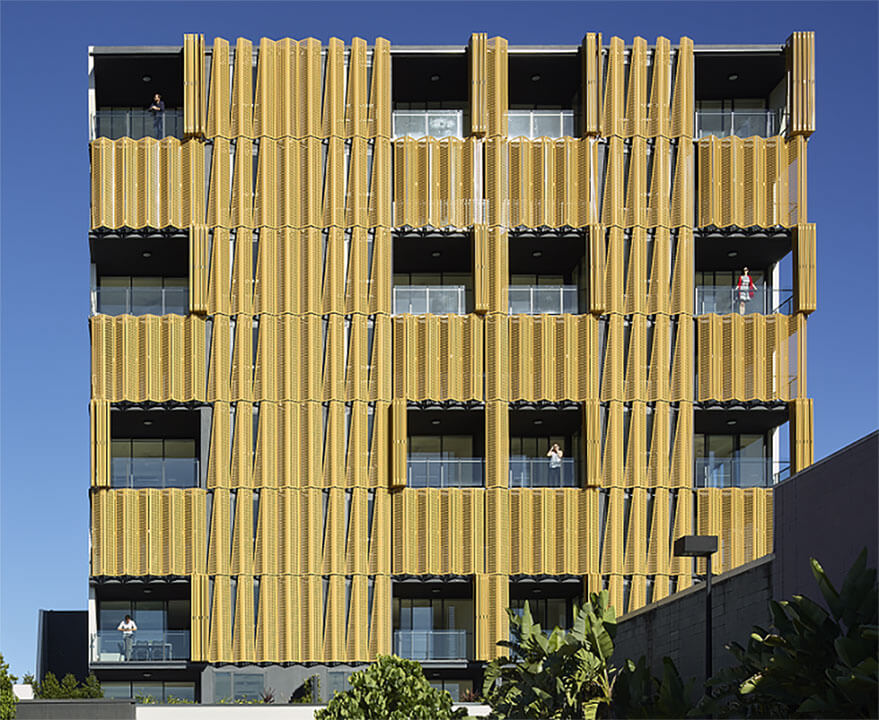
[{"left": 91, "top": 31, "right": 815, "bottom": 664}]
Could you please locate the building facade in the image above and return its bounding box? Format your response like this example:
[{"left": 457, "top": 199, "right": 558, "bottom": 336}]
[{"left": 87, "top": 32, "right": 816, "bottom": 702}]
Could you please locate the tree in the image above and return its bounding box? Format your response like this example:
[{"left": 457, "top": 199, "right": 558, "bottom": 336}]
[
  {"left": 705, "top": 548, "right": 878, "bottom": 718},
  {"left": 31, "top": 672, "right": 103, "bottom": 699},
  {"left": 314, "top": 655, "right": 466, "bottom": 720},
  {"left": 0, "top": 655, "right": 16, "bottom": 720},
  {"left": 482, "top": 591, "right": 618, "bottom": 720}
]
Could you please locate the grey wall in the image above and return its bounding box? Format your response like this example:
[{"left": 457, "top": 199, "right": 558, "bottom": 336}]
[
  {"left": 612, "top": 556, "right": 773, "bottom": 685},
  {"left": 773, "top": 431, "right": 878, "bottom": 603},
  {"left": 16, "top": 699, "right": 135, "bottom": 719}
]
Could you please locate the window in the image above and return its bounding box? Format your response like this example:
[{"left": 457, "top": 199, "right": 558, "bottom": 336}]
[
  {"left": 696, "top": 99, "right": 779, "bottom": 139},
  {"left": 102, "top": 681, "right": 195, "bottom": 702},
  {"left": 393, "top": 596, "right": 474, "bottom": 660},
  {"left": 214, "top": 672, "right": 265, "bottom": 703},
  {"left": 95, "top": 599, "right": 190, "bottom": 662},
  {"left": 408, "top": 435, "right": 482, "bottom": 488},
  {"left": 428, "top": 679, "right": 474, "bottom": 702},
  {"left": 510, "top": 596, "right": 572, "bottom": 631},
  {"left": 694, "top": 433, "right": 782, "bottom": 487}
]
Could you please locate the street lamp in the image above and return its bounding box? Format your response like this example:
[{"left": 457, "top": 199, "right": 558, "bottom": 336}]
[{"left": 673, "top": 534, "right": 719, "bottom": 685}]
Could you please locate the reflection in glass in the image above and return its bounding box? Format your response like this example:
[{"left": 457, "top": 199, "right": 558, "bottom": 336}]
[
  {"left": 508, "top": 110, "right": 575, "bottom": 139},
  {"left": 96, "top": 277, "right": 189, "bottom": 316},
  {"left": 111, "top": 439, "right": 198, "bottom": 488},
  {"left": 393, "top": 110, "right": 463, "bottom": 139},
  {"left": 509, "top": 285, "right": 578, "bottom": 315},
  {"left": 393, "top": 286, "right": 466, "bottom": 315}
]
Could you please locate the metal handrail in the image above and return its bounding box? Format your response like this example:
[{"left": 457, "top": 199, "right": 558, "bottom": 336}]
[
  {"left": 392, "top": 110, "right": 463, "bottom": 139},
  {"left": 393, "top": 629, "right": 471, "bottom": 660},
  {"left": 90, "top": 630, "right": 190, "bottom": 663},
  {"left": 110, "top": 457, "right": 200, "bottom": 489},
  {"left": 508, "top": 110, "right": 575, "bottom": 138},
  {"left": 93, "top": 109, "right": 184, "bottom": 140},
  {"left": 94, "top": 286, "right": 189, "bottom": 316},
  {"left": 509, "top": 457, "right": 578, "bottom": 487},
  {"left": 393, "top": 285, "right": 466, "bottom": 315},
  {"left": 508, "top": 285, "right": 578, "bottom": 315},
  {"left": 407, "top": 458, "right": 484, "bottom": 488},
  {"left": 694, "top": 458, "right": 790, "bottom": 488},
  {"left": 695, "top": 109, "right": 781, "bottom": 139},
  {"left": 695, "top": 286, "right": 793, "bottom": 315}
]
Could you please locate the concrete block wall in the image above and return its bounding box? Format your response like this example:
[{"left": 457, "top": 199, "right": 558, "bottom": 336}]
[{"left": 612, "top": 556, "right": 773, "bottom": 685}]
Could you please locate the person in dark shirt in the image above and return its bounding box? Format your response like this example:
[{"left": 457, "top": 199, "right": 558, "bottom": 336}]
[{"left": 149, "top": 93, "right": 165, "bottom": 138}]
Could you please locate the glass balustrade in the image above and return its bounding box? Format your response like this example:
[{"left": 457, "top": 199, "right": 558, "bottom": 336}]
[
  {"left": 393, "top": 630, "right": 471, "bottom": 661},
  {"left": 111, "top": 457, "right": 199, "bottom": 489},
  {"left": 91, "top": 630, "right": 190, "bottom": 663},
  {"left": 407, "top": 458, "right": 484, "bottom": 488},
  {"left": 393, "top": 110, "right": 463, "bottom": 139},
  {"left": 694, "top": 458, "right": 790, "bottom": 488},
  {"left": 95, "top": 286, "right": 189, "bottom": 316},
  {"left": 508, "top": 110, "right": 575, "bottom": 139},
  {"left": 508, "top": 286, "right": 578, "bottom": 315},
  {"left": 695, "top": 286, "right": 793, "bottom": 315},
  {"left": 509, "top": 457, "right": 578, "bottom": 487},
  {"left": 696, "top": 110, "right": 780, "bottom": 139},
  {"left": 93, "top": 109, "right": 184, "bottom": 140},
  {"left": 393, "top": 286, "right": 466, "bottom": 315}
]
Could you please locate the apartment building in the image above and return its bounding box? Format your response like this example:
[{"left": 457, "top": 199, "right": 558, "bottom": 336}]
[{"left": 87, "top": 31, "right": 816, "bottom": 702}]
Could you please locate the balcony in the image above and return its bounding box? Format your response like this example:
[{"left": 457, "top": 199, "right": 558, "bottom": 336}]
[
  {"left": 393, "top": 630, "right": 471, "bottom": 661},
  {"left": 407, "top": 458, "right": 484, "bottom": 488},
  {"left": 393, "top": 110, "right": 463, "bottom": 139},
  {"left": 510, "top": 457, "right": 578, "bottom": 488},
  {"left": 393, "top": 285, "right": 466, "bottom": 315},
  {"left": 695, "top": 457, "right": 790, "bottom": 488},
  {"left": 90, "top": 630, "right": 190, "bottom": 664},
  {"left": 508, "top": 285, "right": 578, "bottom": 315},
  {"left": 93, "top": 109, "right": 184, "bottom": 140},
  {"left": 695, "top": 286, "right": 793, "bottom": 315},
  {"left": 696, "top": 109, "right": 781, "bottom": 139},
  {"left": 95, "top": 285, "right": 188, "bottom": 316},
  {"left": 508, "top": 110, "right": 574, "bottom": 139}
]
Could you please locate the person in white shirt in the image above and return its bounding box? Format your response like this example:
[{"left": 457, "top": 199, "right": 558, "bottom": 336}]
[
  {"left": 117, "top": 615, "right": 137, "bottom": 660},
  {"left": 547, "top": 443, "right": 564, "bottom": 485}
]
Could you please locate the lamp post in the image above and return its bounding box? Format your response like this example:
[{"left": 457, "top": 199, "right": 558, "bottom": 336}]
[{"left": 673, "top": 534, "right": 719, "bottom": 686}]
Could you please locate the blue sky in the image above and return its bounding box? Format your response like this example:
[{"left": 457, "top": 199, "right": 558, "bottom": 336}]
[{"left": 1, "top": 0, "right": 876, "bottom": 676}]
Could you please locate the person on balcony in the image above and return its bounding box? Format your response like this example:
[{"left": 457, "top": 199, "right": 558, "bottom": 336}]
[
  {"left": 149, "top": 93, "right": 165, "bottom": 138},
  {"left": 547, "top": 443, "right": 563, "bottom": 485},
  {"left": 735, "top": 267, "right": 756, "bottom": 315},
  {"left": 117, "top": 614, "right": 137, "bottom": 660}
]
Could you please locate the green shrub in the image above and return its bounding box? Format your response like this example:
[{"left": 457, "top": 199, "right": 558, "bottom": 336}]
[
  {"left": 483, "top": 592, "right": 618, "bottom": 720},
  {"left": 31, "top": 672, "right": 102, "bottom": 699},
  {"left": 315, "top": 655, "right": 466, "bottom": 720},
  {"left": 705, "top": 548, "right": 878, "bottom": 718}
]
